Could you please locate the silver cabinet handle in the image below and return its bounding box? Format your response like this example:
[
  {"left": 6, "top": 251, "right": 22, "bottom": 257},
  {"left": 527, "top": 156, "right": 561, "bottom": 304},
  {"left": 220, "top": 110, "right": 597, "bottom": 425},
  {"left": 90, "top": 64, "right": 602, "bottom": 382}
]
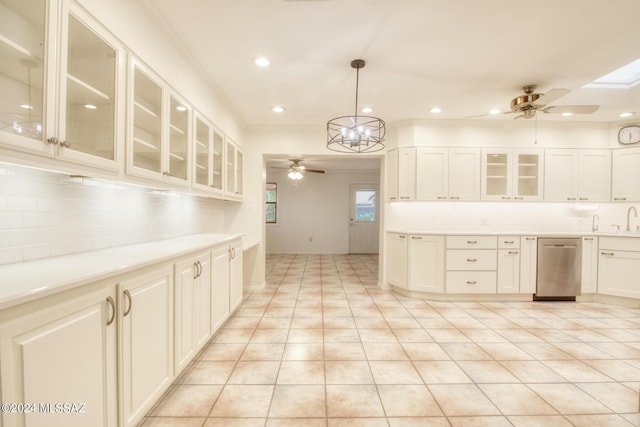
[
  {"left": 411, "top": 236, "right": 422, "bottom": 240},
  {"left": 503, "top": 240, "right": 515, "bottom": 244},
  {"left": 437, "top": 196, "right": 447, "bottom": 200},
  {"left": 525, "top": 237, "right": 536, "bottom": 241},
  {"left": 400, "top": 196, "right": 411, "bottom": 200},
  {"left": 508, "top": 251, "right": 519, "bottom": 255},
  {"left": 162, "top": 171, "right": 173, "bottom": 177},
  {"left": 467, "top": 258, "right": 477, "bottom": 262},
  {"left": 123, "top": 290, "right": 132, "bottom": 317},
  {"left": 614, "top": 197, "right": 627, "bottom": 201},
  {"left": 579, "top": 197, "right": 588, "bottom": 201},
  {"left": 106, "top": 296, "right": 115, "bottom": 326},
  {"left": 467, "top": 240, "right": 477, "bottom": 244},
  {"left": 567, "top": 197, "right": 576, "bottom": 201},
  {"left": 501, "top": 196, "right": 511, "bottom": 200},
  {"left": 466, "top": 281, "right": 477, "bottom": 285},
  {"left": 584, "top": 237, "right": 594, "bottom": 241},
  {"left": 46, "top": 137, "right": 59, "bottom": 145},
  {"left": 514, "top": 197, "right": 524, "bottom": 200},
  {"left": 450, "top": 196, "right": 460, "bottom": 200},
  {"left": 601, "top": 252, "right": 615, "bottom": 256},
  {"left": 193, "top": 261, "right": 201, "bottom": 279},
  {"left": 398, "top": 235, "right": 406, "bottom": 239}
]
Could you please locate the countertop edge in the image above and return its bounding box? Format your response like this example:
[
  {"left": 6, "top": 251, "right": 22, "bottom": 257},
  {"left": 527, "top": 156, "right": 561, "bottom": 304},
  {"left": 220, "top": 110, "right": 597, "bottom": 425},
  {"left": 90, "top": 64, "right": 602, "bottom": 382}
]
[
  {"left": 0, "top": 233, "right": 244, "bottom": 311},
  {"left": 385, "top": 230, "right": 640, "bottom": 237}
]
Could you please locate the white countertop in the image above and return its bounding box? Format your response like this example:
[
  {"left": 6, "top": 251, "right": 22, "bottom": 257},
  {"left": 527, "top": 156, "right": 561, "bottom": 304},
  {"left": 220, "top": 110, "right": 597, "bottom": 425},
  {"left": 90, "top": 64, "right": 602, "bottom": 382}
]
[{"left": 0, "top": 233, "right": 243, "bottom": 311}]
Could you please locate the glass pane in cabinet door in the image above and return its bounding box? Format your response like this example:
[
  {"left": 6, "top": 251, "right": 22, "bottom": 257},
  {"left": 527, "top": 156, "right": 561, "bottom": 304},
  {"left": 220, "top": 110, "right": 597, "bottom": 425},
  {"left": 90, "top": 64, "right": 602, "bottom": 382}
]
[
  {"left": 517, "top": 153, "right": 539, "bottom": 196},
  {"left": 236, "top": 150, "right": 243, "bottom": 195},
  {"left": 65, "top": 15, "right": 116, "bottom": 160},
  {"left": 486, "top": 153, "right": 507, "bottom": 196},
  {"left": 132, "top": 68, "right": 161, "bottom": 173},
  {"left": 169, "top": 96, "right": 188, "bottom": 180},
  {"left": 195, "top": 117, "right": 210, "bottom": 186},
  {"left": 211, "top": 130, "right": 223, "bottom": 190},
  {"left": 226, "top": 142, "right": 236, "bottom": 192},
  {"left": 0, "top": 0, "right": 46, "bottom": 141}
]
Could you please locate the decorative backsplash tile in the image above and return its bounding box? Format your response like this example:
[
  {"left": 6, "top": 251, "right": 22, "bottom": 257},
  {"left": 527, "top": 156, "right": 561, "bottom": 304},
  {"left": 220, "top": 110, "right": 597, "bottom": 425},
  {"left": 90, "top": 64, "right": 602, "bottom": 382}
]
[{"left": 0, "top": 163, "right": 225, "bottom": 265}]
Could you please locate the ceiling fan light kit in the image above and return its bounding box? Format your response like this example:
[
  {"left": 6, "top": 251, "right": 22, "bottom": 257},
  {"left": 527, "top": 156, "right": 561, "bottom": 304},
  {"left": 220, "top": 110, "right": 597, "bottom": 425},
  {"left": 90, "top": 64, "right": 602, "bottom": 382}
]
[{"left": 327, "top": 59, "right": 386, "bottom": 153}]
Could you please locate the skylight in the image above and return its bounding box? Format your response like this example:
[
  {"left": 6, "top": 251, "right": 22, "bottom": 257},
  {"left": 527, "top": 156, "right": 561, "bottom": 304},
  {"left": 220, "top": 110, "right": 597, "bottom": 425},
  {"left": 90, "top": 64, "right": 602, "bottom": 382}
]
[{"left": 584, "top": 58, "right": 640, "bottom": 89}]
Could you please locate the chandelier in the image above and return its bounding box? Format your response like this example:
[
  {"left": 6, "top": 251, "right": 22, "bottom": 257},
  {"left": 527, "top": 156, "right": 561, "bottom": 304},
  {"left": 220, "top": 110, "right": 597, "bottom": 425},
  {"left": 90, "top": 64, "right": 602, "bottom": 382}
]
[{"left": 327, "top": 59, "right": 385, "bottom": 153}]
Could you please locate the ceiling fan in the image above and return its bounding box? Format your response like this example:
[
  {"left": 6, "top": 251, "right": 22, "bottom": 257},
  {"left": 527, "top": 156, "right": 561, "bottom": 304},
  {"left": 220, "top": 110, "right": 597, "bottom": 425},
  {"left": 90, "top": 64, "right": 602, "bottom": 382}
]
[
  {"left": 507, "top": 85, "right": 599, "bottom": 119},
  {"left": 273, "top": 159, "right": 325, "bottom": 180}
]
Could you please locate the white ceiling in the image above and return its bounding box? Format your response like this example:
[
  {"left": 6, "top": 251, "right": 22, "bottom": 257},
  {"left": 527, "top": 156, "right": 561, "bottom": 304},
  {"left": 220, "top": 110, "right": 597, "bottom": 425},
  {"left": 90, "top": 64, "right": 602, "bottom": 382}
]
[
  {"left": 139, "top": 0, "right": 640, "bottom": 170},
  {"left": 140, "top": 0, "right": 640, "bottom": 127}
]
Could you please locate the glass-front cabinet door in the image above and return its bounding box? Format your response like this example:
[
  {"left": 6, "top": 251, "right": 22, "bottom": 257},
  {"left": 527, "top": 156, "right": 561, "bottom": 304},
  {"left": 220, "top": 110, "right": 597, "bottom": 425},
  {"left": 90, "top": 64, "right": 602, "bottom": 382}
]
[
  {"left": 129, "top": 60, "right": 163, "bottom": 177},
  {"left": 224, "top": 138, "right": 243, "bottom": 200},
  {"left": 167, "top": 94, "right": 189, "bottom": 183},
  {"left": 212, "top": 128, "right": 224, "bottom": 192},
  {"left": 57, "top": 5, "right": 123, "bottom": 170},
  {"left": 482, "top": 150, "right": 511, "bottom": 200},
  {"left": 0, "top": 0, "right": 50, "bottom": 152},
  {"left": 194, "top": 114, "right": 211, "bottom": 190},
  {"left": 514, "top": 151, "right": 542, "bottom": 201}
]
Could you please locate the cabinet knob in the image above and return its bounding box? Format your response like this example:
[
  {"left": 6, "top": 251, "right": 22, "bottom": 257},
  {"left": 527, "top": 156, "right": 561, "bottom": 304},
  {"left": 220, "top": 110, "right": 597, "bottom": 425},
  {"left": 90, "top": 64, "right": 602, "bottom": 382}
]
[
  {"left": 46, "top": 137, "right": 59, "bottom": 145},
  {"left": 59, "top": 140, "right": 71, "bottom": 148}
]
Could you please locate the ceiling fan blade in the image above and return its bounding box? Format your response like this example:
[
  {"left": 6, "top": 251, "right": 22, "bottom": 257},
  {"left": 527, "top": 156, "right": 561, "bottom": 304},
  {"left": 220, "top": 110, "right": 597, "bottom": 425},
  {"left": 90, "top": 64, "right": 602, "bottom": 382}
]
[
  {"left": 304, "top": 169, "right": 325, "bottom": 174},
  {"left": 544, "top": 105, "right": 599, "bottom": 114},
  {"left": 535, "top": 88, "right": 570, "bottom": 106}
]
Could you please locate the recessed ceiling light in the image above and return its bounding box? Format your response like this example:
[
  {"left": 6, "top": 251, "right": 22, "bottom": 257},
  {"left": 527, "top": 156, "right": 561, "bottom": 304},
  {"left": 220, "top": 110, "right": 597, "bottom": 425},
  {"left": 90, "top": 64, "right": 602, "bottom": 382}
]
[
  {"left": 619, "top": 112, "right": 635, "bottom": 118},
  {"left": 430, "top": 107, "right": 442, "bottom": 114},
  {"left": 561, "top": 112, "right": 574, "bottom": 117},
  {"left": 272, "top": 105, "right": 285, "bottom": 113},
  {"left": 254, "top": 57, "right": 271, "bottom": 67},
  {"left": 361, "top": 107, "right": 373, "bottom": 114},
  {"left": 175, "top": 105, "right": 187, "bottom": 112},
  {"left": 84, "top": 104, "right": 97, "bottom": 110},
  {"left": 489, "top": 108, "right": 501, "bottom": 115}
]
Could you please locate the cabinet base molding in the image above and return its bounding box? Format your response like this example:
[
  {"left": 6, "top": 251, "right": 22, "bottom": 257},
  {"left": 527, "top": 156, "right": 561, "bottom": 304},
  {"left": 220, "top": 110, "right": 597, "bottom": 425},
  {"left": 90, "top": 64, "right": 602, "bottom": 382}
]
[
  {"left": 579, "top": 293, "right": 640, "bottom": 309},
  {"left": 391, "top": 286, "right": 532, "bottom": 302}
]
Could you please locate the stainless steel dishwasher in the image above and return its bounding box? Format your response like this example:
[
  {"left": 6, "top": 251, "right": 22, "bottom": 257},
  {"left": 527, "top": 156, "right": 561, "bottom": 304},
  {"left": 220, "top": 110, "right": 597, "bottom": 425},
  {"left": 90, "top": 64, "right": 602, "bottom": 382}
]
[{"left": 535, "top": 237, "right": 582, "bottom": 300}]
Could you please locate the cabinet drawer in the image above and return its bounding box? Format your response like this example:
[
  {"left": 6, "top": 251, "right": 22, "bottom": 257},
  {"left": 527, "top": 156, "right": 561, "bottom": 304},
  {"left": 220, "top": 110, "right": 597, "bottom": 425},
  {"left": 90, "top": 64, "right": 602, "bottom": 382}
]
[
  {"left": 446, "top": 272, "right": 497, "bottom": 293},
  {"left": 447, "top": 235, "right": 497, "bottom": 249},
  {"left": 599, "top": 236, "right": 640, "bottom": 252},
  {"left": 446, "top": 250, "right": 496, "bottom": 271},
  {"left": 498, "top": 236, "right": 520, "bottom": 249}
]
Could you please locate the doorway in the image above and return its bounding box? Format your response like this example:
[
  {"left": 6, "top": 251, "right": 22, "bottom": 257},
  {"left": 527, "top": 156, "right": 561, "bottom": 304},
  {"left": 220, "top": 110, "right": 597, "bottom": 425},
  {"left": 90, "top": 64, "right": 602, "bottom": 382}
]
[{"left": 349, "top": 184, "right": 380, "bottom": 254}]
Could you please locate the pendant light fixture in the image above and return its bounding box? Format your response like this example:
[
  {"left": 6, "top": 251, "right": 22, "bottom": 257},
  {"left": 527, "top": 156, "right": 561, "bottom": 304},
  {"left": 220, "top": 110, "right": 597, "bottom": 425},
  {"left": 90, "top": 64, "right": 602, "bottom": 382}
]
[{"left": 327, "top": 59, "right": 385, "bottom": 153}]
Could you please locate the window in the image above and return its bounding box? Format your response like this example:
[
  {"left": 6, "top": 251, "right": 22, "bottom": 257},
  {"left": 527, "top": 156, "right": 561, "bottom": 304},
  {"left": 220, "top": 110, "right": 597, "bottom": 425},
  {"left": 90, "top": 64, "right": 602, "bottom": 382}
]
[
  {"left": 355, "top": 189, "right": 376, "bottom": 222},
  {"left": 265, "top": 182, "right": 277, "bottom": 223}
]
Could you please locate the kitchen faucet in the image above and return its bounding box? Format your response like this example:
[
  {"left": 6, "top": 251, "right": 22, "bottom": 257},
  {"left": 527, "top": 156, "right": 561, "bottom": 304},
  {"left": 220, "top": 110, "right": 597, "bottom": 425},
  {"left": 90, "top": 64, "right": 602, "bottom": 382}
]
[
  {"left": 592, "top": 214, "right": 599, "bottom": 232},
  {"left": 626, "top": 206, "right": 638, "bottom": 232}
]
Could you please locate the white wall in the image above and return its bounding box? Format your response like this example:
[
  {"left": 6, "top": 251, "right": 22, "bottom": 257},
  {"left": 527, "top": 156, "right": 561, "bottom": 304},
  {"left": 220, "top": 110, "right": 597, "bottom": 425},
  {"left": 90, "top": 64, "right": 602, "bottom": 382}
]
[
  {"left": 266, "top": 169, "right": 380, "bottom": 254},
  {"left": 0, "top": 163, "right": 225, "bottom": 265}
]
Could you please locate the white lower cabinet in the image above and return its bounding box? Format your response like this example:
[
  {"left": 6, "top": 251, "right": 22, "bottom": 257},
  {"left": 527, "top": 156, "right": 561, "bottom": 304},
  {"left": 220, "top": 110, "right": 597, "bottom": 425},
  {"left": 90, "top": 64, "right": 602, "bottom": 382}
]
[
  {"left": 446, "top": 235, "right": 497, "bottom": 294},
  {"left": 519, "top": 237, "right": 537, "bottom": 294},
  {"left": 0, "top": 286, "right": 118, "bottom": 427},
  {"left": 119, "top": 266, "right": 174, "bottom": 427},
  {"left": 175, "top": 251, "right": 211, "bottom": 375},
  {"left": 211, "top": 239, "right": 244, "bottom": 331},
  {"left": 581, "top": 236, "right": 598, "bottom": 293},
  {"left": 386, "top": 233, "right": 408, "bottom": 288},
  {"left": 497, "top": 249, "right": 520, "bottom": 293},
  {"left": 408, "top": 235, "right": 445, "bottom": 293},
  {"left": 598, "top": 237, "right": 640, "bottom": 299},
  {"left": 230, "top": 240, "right": 244, "bottom": 312}
]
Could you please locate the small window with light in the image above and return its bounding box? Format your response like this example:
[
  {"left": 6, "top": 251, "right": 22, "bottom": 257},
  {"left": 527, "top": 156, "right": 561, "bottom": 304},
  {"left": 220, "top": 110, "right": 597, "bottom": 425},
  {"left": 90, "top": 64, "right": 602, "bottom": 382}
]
[{"left": 266, "top": 182, "right": 277, "bottom": 223}]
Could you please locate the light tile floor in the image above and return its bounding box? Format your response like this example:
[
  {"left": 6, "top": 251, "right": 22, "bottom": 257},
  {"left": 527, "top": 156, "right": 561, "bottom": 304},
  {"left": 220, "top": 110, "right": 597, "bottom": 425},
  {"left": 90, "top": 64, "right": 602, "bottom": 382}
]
[{"left": 141, "top": 254, "right": 640, "bottom": 426}]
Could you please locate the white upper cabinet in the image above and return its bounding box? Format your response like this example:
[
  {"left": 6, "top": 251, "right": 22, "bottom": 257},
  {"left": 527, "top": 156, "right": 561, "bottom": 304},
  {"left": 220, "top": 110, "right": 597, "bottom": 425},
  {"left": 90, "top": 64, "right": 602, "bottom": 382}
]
[
  {"left": 544, "top": 149, "right": 610, "bottom": 202},
  {"left": 612, "top": 147, "right": 640, "bottom": 202},
  {"left": 386, "top": 148, "right": 416, "bottom": 201},
  {"left": 482, "top": 149, "right": 543, "bottom": 201},
  {"left": 448, "top": 148, "right": 481, "bottom": 200},
  {"left": 416, "top": 148, "right": 448, "bottom": 200},
  {"left": 386, "top": 149, "right": 399, "bottom": 201},
  {"left": 127, "top": 58, "right": 191, "bottom": 187},
  {"left": 225, "top": 138, "right": 243, "bottom": 200},
  {"left": 0, "top": 0, "right": 125, "bottom": 171},
  {"left": 192, "top": 113, "right": 225, "bottom": 196}
]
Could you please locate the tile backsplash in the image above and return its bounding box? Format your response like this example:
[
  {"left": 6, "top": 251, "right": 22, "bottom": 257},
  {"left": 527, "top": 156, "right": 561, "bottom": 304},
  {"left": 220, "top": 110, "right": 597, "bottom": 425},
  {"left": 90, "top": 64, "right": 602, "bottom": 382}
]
[{"left": 0, "top": 163, "right": 225, "bottom": 265}]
